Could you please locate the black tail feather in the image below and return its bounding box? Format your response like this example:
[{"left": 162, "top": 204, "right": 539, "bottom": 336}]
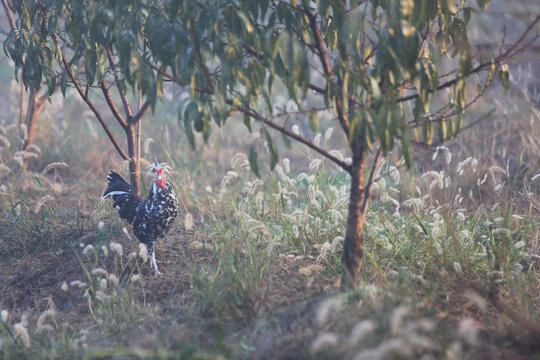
[{"left": 102, "top": 171, "right": 141, "bottom": 223}]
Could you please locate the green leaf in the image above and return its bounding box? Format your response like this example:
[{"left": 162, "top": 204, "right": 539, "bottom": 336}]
[
  {"left": 308, "top": 112, "right": 319, "bottom": 132},
  {"left": 498, "top": 64, "right": 509, "bottom": 91},
  {"left": 249, "top": 146, "right": 261, "bottom": 178},
  {"left": 369, "top": 76, "right": 381, "bottom": 103},
  {"left": 242, "top": 112, "right": 252, "bottom": 132},
  {"left": 263, "top": 128, "right": 278, "bottom": 170},
  {"left": 182, "top": 101, "right": 202, "bottom": 148},
  {"left": 61, "top": 71, "right": 67, "bottom": 97},
  {"left": 437, "top": 119, "right": 447, "bottom": 141},
  {"left": 423, "top": 122, "right": 433, "bottom": 146},
  {"left": 85, "top": 51, "right": 97, "bottom": 86},
  {"left": 454, "top": 78, "right": 466, "bottom": 109},
  {"left": 477, "top": 0, "right": 490, "bottom": 10},
  {"left": 458, "top": 51, "right": 472, "bottom": 78},
  {"left": 401, "top": 128, "right": 412, "bottom": 168},
  {"left": 47, "top": 14, "right": 57, "bottom": 33},
  {"left": 281, "top": 132, "right": 292, "bottom": 149},
  {"left": 463, "top": 7, "right": 472, "bottom": 25}
]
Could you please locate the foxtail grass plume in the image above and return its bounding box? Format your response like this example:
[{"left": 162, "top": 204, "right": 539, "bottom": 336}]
[
  {"left": 324, "top": 127, "right": 333, "bottom": 143},
  {"left": 310, "top": 333, "right": 339, "bottom": 354},
  {"left": 108, "top": 274, "right": 119, "bottom": 286},
  {"left": 184, "top": 213, "right": 193, "bottom": 230},
  {"left": 82, "top": 244, "right": 95, "bottom": 255},
  {"left": 90, "top": 268, "right": 108, "bottom": 277},
  {"left": 14, "top": 323, "right": 30, "bottom": 348},
  {"left": 109, "top": 242, "right": 123, "bottom": 257},
  {"left": 1, "top": 310, "right": 8, "bottom": 322},
  {"left": 138, "top": 243, "right": 148, "bottom": 263}
]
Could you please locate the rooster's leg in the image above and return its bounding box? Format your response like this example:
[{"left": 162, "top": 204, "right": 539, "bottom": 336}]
[{"left": 148, "top": 245, "right": 162, "bottom": 276}]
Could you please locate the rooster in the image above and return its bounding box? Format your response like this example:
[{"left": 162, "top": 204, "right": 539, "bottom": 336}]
[{"left": 102, "top": 162, "right": 179, "bottom": 275}]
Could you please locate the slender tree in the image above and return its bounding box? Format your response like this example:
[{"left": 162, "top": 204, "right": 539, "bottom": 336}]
[
  {"left": 4, "top": 1, "right": 154, "bottom": 195},
  {"left": 9, "top": 0, "right": 538, "bottom": 287},
  {"left": 1, "top": 0, "right": 54, "bottom": 159}
]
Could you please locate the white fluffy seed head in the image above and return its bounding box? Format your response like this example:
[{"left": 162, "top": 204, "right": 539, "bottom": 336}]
[
  {"left": 36, "top": 309, "right": 56, "bottom": 328},
  {"left": 14, "top": 323, "right": 30, "bottom": 347},
  {"left": 90, "top": 268, "right": 108, "bottom": 277},
  {"left": 101, "top": 245, "right": 109, "bottom": 258},
  {"left": 390, "top": 306, "right": 410, "bottom": 335},
  {"left": 138, "top": 244, "right": 148, "bottom": 263},
  {"left": 514, "top": 241, "right": 526, "bottom": 249},
  {"left": 184, "top": 213, "right": 193, "bottom": 230},
  {"left": 82, "top": 244, "right": 94, "bottom": 255},
  {"left": 122, "top": 227, "right": 132, "bottom": 241},
  {"left": 313, "top": 133, "right": 321, "bottom": 146},
  {"left": 324, "top": 127, "right": 333, "bottom": 143},
  {"left": 310, "top": 333, "right": 339, "bottom": 354},
  {"left": 70, "top": 281, "right": 87, "bottom": 288},
  {"left": 108, "top": 274, "right": 119, "bottom": 286},
  {"left": 309, "top": 158, "right": 322, "bottom": 171},
  {"left": 458, "top": 318, "right": 479, "bottom": 345},
  {"left": 1, "top": 309, "right": 8, "bottom": 322},
  {"left": 109, "top": 242, "right": 123, "bottom": 257},
  {"left": 283, "top": 158, "right": 290, "bottom": 173}
]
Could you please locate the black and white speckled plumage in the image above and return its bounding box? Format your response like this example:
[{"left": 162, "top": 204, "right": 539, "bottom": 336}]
[
  {"left": 132, "top": 181, "right": 178, "bottom": 259},
  {"left": 102, "top": 166, "right": 178, "bottom": 275}
]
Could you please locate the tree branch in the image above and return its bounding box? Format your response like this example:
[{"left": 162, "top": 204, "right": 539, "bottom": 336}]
[
  {"left": 1, "top": 0, "right": 16, "bottom": 31},
  {"left": 105, "top": 44, "right": 133, "bottom": 119},
  {"left": 53, "top": 32, "right": 130, "bottom": 161},
  {"left": 100, "top": 79, "right": 128, "bottom": 129},
  {"left": 233, "top": 104, "right": 352, "bottom": 171},
  {"left": 305, "top": 9, "right": 350, "bottom": 135},
  {"left": 144, "top": 57, "right": 350, "bottom": 170},
  {"left": 396, "top": 16, "right": 540, "bottom": 104},
  {"left": 192, "top": 21, "right": 214, "bottom": 90},
  {"left": 130, "top": 100, "right": 150, "bottom": 125},
  {"left": 361, "top": 147, "right": 382, "bottom": 214}
]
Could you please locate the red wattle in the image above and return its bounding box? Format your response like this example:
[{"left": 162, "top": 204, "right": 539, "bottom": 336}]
[{"left": 156, "top": 178, "right": 166, "bottom": 187}]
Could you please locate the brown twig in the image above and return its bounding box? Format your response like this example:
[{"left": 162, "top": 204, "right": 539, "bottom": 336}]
[
  {"left": 361, "top": 147, "right": 382, "bottom": 213},
  {"left": 100, "top": 79, "right": 128, "bottom": 129},
  {"left": 192, "top": 21, "right": 214, "bottom": 90},
  {"left": 305, "top": 9, "right": 350, "bottom": 135},
  {"left": 130, "top": 100, "right": 149, "bottom": 125},
  {"left": 1, "top": 0, "right": 16, "bottom": 31},
  {"left": 105, "top": 44, "right": 133, "bottom": 118},
  {"left": 233, "top": 104, "right": 351, "bottom": 171}
]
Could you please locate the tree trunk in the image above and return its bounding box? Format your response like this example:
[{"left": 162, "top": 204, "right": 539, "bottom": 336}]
[
  {"left": 341, "top": 150, "right": 367, "bottom": 289},
  {"left": 23, "top": 85, "right": 41, "bottom": 150},
  {"left": 125, "top": 124, "right": 141, "bottom": 196}
]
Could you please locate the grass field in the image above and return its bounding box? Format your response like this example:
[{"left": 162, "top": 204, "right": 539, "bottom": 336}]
[{"left": 1, "top": 21, "right": 540, "bottom": 360}]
